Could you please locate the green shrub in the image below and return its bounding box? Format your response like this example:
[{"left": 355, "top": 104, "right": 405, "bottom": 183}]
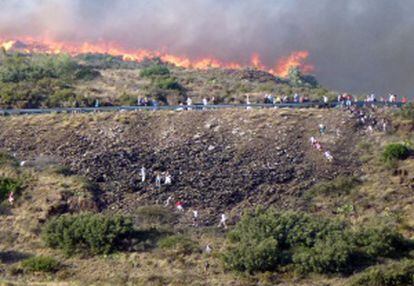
[
  {"left": 0, "top": 152, "right": 17, "bottom": 166},
  {"left": 158, "top": 235, "right": 199, "bottom": 255},
  {"left": 21, "top": 256, "right": 60, "bottom": 273},
  {"left": 382, "top": 144, "right": 410, "bottom": 163},
  {"left": 117, "top": 92, "right": 138, "bottom": 106},
  {"left": 348, "top": 260, "right": 414, "bottom": 286},
  {"left": 140, "top": 65, "right": 170, "bottom": 78},
  {"left": 0, "top": 177, "right": 22, "bottom": 202},
  {"left": 153, "top": 77, "right": 182, "bottom": 90},
  {"left": 46, "top": 89, "right": 92, "bottom": 108},
  {"left": 351, "top": 225, "right": 408, "bottom": 258},
  {"left": 293, "top": 235, "right": 358, "bottom": 274},
  {"left": 397, "top": 103, "right": 414, "bottom": 122},
  {"left": 224, "top": 209, "right": 413, "bottom": 275},
  {"left": 305, "top": 176, "right": 360, "bottom": 199},
  {"left": 223, "top": 237, "right": 281, "bottom": 273},
  {"left": 42, "top": 213, "right": 134, "bottom": 256},
  {"left": 224, "top": 209, "right": 345, "bottom": 273}
]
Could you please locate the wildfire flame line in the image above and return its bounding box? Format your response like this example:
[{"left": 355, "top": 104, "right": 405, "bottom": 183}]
[{"left": 0, "top": 36, "right": 314, "bottom": 78}]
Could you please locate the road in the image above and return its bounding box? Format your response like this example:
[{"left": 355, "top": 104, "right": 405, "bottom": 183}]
[{"left": 0, "top": 102, "right": 404, "bottom": 116}]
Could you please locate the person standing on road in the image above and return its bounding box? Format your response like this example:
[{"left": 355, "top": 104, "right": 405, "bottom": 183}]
[{"left": 187, "top": 97, "right": 193, "bottom": 110}]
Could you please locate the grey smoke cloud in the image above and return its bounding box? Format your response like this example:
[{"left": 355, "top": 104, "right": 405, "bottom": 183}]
[{"left": 0, "top": 0, "right": 414, "bottom": 97}]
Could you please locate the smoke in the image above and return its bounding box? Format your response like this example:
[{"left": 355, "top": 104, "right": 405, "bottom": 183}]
[{"left": 1, "top": 0, "right": 414, "bottom": 97}]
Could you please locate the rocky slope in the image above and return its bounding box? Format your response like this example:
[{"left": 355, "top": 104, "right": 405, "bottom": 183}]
[{"left": 0, "top": 108, "right": 377, "bottom": 224}]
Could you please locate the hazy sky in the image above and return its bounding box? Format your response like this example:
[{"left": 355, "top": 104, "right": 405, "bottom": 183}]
[{"left": 1, "top": 0, "right": 414, "bottom": 97}]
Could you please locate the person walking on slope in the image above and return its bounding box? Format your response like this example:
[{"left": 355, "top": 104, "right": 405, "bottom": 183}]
[
  {"left": 218, "top": 213, "right": 228, "bottom": 229},
  {"left": 8, "top": 192, "right": 14, "bottom": 206},
  {"left": 176, "top": 201, "right": 184, "bottom": 212},
  {"left": 324, "top": 151, "right": 334, "bottom": 162},
  {"left": 192, "top": 210, "right": 199, "bottom": 227},
  {"left": 164, "top": 195, "right": 174, "bottom": 207},
  {"left": 319, "top": 124, "right": 326, "bottom": 135},
  {"left": 164, "top": 172, "right": 172, "bottom": 185},
  {"left": 141, "top": 167, "right": 146, "bottom": 183},
  {"left": 155, "top": 172, "right": 161, "bottom": 189}
]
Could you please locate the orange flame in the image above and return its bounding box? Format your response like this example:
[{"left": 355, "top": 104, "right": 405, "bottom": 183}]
[
  {"left": 1, "top": 40, "right": 16, "bottom": 51},
  {"left": 273, "top": 51, "right": 315, "bottom": 78},
  {"left": 0, "top": 36, "right": 314, "bottom": 78}
]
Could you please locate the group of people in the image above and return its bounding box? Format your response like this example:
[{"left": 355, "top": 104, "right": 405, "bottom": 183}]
[
  {"left": 309, "top": 124, "right": 334, "bottom": 162},
  {"left": 363, "top": 93, "right": 408, "bottom": 104},
  {"left": 140, "top": 166, "right": 228, "bottom": 229},
  {"left": 164, "top": 195, "right": 228, "bottom": 229},
  {"left": 137, "top": 97, "right": 159, "bottom": 107},
  {"left": 263, "top": 93, "right": 311, "bottom": 104},
  {"left": 140, "top": 167, "right": 172, "bottom": 189},
  {"left": 348, "top": 104, "right": 390, "bottom": 134}
]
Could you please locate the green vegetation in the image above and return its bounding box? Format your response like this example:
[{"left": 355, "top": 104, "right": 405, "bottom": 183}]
[
  {"left": 153, "top": 77, "right": 182, "bottom": 90},
  {"left": 140, "top": 64, "right": 170, "bottom": 78},
  {"left": 0, "top": 53, "right": 99, "bottom": 108},
  {"left": 397, "top": 103, "right": 414, "bottom": 122},
  {"left": 42, "top": 213, "right": 134, "bottom": 256},
  {"left": 348, "top": 260, "right": 414, "bottom": 286},
  {"left": 0, "top": 152, "right": 17, "bottom": 166},
  {"left": 305, "top": 176, "right": 360, "bottom": 199},
  {"left": 46, "top": 88, "right": 94, "bottom": 108},
  {"left": 158, "top": 235, "right": 199, "bottom": 255},
  {"left": 223, "top": 209, "right": 412, "bottom": 275},
  {"left": 0, "top": 177, "right": 22, "bottom": 202},
  {"left": 288, "top": 67, "right": 319, "bottom": 88},
  {"left": 21, "top": 256, "right": 60, "bottom": 273},
  {"left": 382, "top": 143, "right": 410, "bottom": 164}
]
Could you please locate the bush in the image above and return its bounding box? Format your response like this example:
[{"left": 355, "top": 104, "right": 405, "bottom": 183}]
[
  {"left": 21, "top": 256, "right": 60, "bottom": 273},
  {"left": 293, "top": 235, "right": 358, "bottom": 274},
  {"left": 0, "top": 152, "right": 17, "bottom": 166},
  {"left": 348, "top": 260, "right": 414, "bottom": 286},
  {"left": 397, "top": 103, "right": 414, "bottom": 122},
  {"left": 224, "top": 210, "right": 345, "bottom": 273},
  {"left": 223, "top": 237, "right": 281, "bottom": 273},
  {"left": 153, "top": 77, "right": 182, "bottom": 90},
  {"left": 140, "top": 65, "right": 170, "bottom": 78},
  {"left": 351, "top": 225, "right": 408, "bottom": 258},
  {"left": 224, "top": 209, "right": 413, "bottom": 275},
  {"left": 0, "top": 177, "right": 22, "bottom": 202},
  {"left": 158, "top": 235, "right": 199, "bottom": 255},
  {"left": 42, "top": 213, "right": 134, "bottom": 256},
  {"left": 305, "top": 176, "right": 360, "bottom": 199},
  {"left": 382, "top": 144, "right": 410, "bottom": 163}
]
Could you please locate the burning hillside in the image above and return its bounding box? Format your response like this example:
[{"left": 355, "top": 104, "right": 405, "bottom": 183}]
[{"left": 0, "top": 36, "right": 314, "bottom": 78}]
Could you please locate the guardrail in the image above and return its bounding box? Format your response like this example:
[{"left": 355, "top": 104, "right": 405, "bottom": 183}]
[{"left": 0, "top": 102, "right": 405, "bottom": 116}]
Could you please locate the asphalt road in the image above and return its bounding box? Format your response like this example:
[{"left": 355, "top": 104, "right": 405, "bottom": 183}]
[{"left": 0, "top": 102, "right": 404, "bottom": 116}]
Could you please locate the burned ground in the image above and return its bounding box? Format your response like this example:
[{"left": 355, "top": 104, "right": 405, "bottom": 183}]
[{"left": 0, "top": 109, "right": 365, "bottom": 224}]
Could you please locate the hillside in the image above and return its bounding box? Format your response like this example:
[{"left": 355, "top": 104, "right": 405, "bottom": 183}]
[
  {"left": 1, "top": 106, "right": 414, "bottom": 285},
  {"left": 0, "top": 52, "right": 330, "bottom": 109},
  {"left": 0, "top": 109, "right": 362, "bottom": 221}
]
